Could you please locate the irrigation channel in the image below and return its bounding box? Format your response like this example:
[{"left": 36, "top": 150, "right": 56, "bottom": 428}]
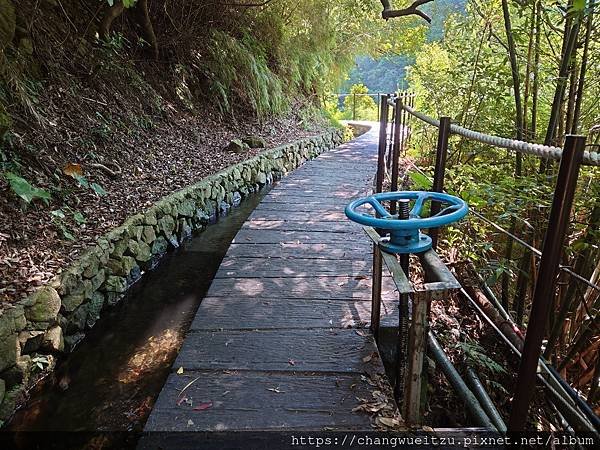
[{"left": 3, "top": 188, "right": 270, "bottom": 448}]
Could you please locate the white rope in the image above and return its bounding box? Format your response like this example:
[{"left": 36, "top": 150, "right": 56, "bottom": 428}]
[{"left": 401, "top": 104, "right": 600, "bottom": 167}]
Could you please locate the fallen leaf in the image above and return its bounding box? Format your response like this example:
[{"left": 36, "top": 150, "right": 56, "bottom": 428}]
[
  {"left": 63, "top": 163, "right": 83, "bottom": 177},
  {"left": 177, "top": 367, "right": 184, "bottom": 375},
  {"left": 377, "top": 417, "right": 399, "bottom": 427},
  {"left": 267, "top": 387, "right": 284, "bottom": 393},
  {"left": 187, "top": 419, "right": 194, "bottom": 427},
  {"left": 288, "top": 359, "right": 295, "bottom": 366},
  {"left": 193, "top": 401, "right": 213, "bottom": 411}
]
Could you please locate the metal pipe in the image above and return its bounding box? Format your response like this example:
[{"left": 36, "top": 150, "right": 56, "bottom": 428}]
[
  {"left": 509, "top": 135, "right": 586, "bottom": 431},
  {"left": 430, "top": 116, "right": 451, "bottom": 250},
  {"left": 376, "top": 95, "right": 389, "bottom": 193},
  {"left": 427, "top": 332, "right": 495, "bottom": 429},
  {"left": 465, "top": 367, "right": 507, "bottom": 432},
  {"left": 459, "top": 286, "right": 596, "bottom": 433},
  {"left": 545, "top": 364, "right": 600, "bottom": 430}
]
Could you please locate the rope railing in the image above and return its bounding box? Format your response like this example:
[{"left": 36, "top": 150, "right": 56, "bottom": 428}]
[{"left": 398, "top": 102, "right": 600, "bottom": 167}]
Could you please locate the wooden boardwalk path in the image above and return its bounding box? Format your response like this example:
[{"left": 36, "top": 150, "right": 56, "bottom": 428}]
[{"left": 144, "top": 127, "right": 399, "bottom": 434}]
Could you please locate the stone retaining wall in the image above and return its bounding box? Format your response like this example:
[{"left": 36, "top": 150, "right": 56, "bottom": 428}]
[{"left": 0, "top": 129, "right": 344, "bottom": 422}]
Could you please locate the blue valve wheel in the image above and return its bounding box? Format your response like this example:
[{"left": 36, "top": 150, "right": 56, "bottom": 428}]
[{"left": 345, "top": 191, "right": 468, "bottom": 254}]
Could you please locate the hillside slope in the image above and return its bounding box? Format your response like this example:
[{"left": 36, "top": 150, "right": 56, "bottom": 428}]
[{"left": 0, "top": 1, "right": 337, "bottom": 303}]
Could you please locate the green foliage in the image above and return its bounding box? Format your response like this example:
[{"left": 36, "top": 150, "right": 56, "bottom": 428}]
[
  {"left": 205, "top": 30, "right": 286, "bottom": 117},
  {"left": 3, "top": 172, "right": 51, "bottom": 204},
  {"left": 31, "top": 355, "right": 51, "bottom": 372},
  {"left": 458, "top": 340, "right": 506, "bottom": 375}
]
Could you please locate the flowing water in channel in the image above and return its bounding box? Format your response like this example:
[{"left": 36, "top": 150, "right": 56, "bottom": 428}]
[{"left": 4, "top": 188, "right": 269, "bottom": 448}]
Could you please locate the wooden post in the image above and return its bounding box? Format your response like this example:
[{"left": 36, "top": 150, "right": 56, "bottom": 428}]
[
  {"left": 430, "top": 116, "right": 451, "bottom": 251},
  {"left": 371, "top": 245, "right": 383, "bottom": 341},
  {"left": 403, "top": 289, "right": 431, "bottom": 425},
  {"left": 353, "top": 93, "right": 357, "bottom": 121},
  {"left": 376, "top": 95, "right": 389, "bottom": 193},
  {"left": 390, "top": 101, "right": 402, "bottom": 215},
  {"left": 508, "top": 135, "right": 586, "bottom": 431}
]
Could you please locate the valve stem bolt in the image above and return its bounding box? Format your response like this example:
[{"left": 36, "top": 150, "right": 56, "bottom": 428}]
[{"left": 398, "top": 199, "right": 410, "bottom": 220}]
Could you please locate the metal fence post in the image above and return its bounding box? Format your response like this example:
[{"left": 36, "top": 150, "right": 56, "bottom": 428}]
[
  {"left": 507, "top": 135, "right": 586, "bottom": 431},
  {"left": 376, "top": 95, "right": 389, "bottom": 193},
  {"left": 430, "top": 116, "right": 451, "bottom": 251}
]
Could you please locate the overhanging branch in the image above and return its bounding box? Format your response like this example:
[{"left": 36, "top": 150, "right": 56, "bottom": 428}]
[{"left": 380, "top": 0, "right": 434, "bottom": 23}]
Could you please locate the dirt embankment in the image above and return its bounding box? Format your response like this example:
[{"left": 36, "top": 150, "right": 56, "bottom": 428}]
[{"left": 0, "top": 1, "right": 332, "bottom": 304}]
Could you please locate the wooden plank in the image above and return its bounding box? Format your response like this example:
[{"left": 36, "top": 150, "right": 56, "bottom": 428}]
[
  {"left": 205, "top": 276, "right": 397, "bottom": 300},
  {"left": 248, "top": 210, "right": 348, "bottom": 221},
  {"left": 174, "top": 329, "right": 382, "bottom": 373},
  {"left": 226, "top": 243, "right": 372, "bottom": 260},
  {"left": 268, "top": 188, "right": 368, "bottom": 198},
  {"left": 216, "top": 257, "right": 370, "bottom": 278},
  {"left": 243, "top": 219, "right": 356, "bottom": 233},
  {"left": 233, "top": 229, "right": 361, "bottom": 244},
  {"left": 191, "top": 296, "right": 399, "bottom": 331},
  {"left": 144, "top": 371, "right": 377, "bottom": 432}
]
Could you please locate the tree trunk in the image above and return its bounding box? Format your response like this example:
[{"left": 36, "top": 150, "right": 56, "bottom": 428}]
[
  {"left": 134, "top": 0, "right": 159, "bottom": 61},
  {"left": 540, "top": 1, "right": 581, "bottom": 172},
  {"left": 571, "top": 0, "right": 595, "bottom": 134},
  {"left": 99, "top": 1, "right": 125, "bottom": 40}
]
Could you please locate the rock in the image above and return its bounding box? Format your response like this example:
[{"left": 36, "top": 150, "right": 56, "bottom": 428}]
[
  {"left": 61, "top": 293, "right": 85, "bottom": 313},
  {"left": 24, "top": 287, "right": 61, "bottom": 322},
  {"left": 90, "top": 269, "right": 106, "bottom": 291},
  {"left": 178, "top": 219, "right": 192, "bottom": 242},
  {"left": 242, "top": 136, "right": 266, "bottom": 148},
  {"left": 121, "top": 256, "right": 139, "bottom": 278},
  {"left": 67, "top": 305, "right": 87, "bottom": 333},
  {"left": 58, "top": 267, "right": 83, "bottom": 296},
  {"left": 144, "top": 208, "right": 158, "bottom": 225},
  {"left": 256, "top": 172, "right": 267, "bottom": 184},
  {"left": 158, "top": 215, "right": 176, "bottom": 235},
  {"left": 151, "top": 236, "right": 168, "bottom": 255},
  {"left": 64, "top": 333, "right": 84, "bottom": 352},
  {"left": 166, "top": 233, "right": 179, "bottom": 248},
  {"left": 70, "top": 279, "right": 93, "bottom": 300},
  {"left": 0, "top": 333, "right": 17, "bottom": 372},
  {"left": 232, "top": 191, "right": 242, "bottom": 207},
  {"left": 141, "top": 226, "right": 156, "bottom": 244},
  {"left": 225, "top": 139, "right": 250, "bottom": 154},
  {"left": 0, "top": 304, "right": 26, "bottom": 337},
  {"left": 18, "top": 330, "right": 45, "bottom": 354},
  {"left": 128, "top": 239, "right": 152, "bottom": 262},
  {"left": 86, "top": 292, "right": 104, "bottom": 329},
  {"left": 104, "top": 276, "right": 127, "bottom": 293},
  {"left": 5, "top": 355, "right": 30, "bottom": 387},
  {"left": 0, "top": 385, "right": 23, "bottom": 421},
  {"left": 111, "top": 239, "right": 129, "bottom": 259},
  {"left": 82, "top": 254, "right": 100, "bottom": 279},
  {"left": 178, "top": 199, "right": 196, "bottom": 218},
  {"left": 42, "top": 326, "right": 64, "bottom": 352},
  {"left": 105, "top": 291, "right": 124, "bottom": 307}
]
